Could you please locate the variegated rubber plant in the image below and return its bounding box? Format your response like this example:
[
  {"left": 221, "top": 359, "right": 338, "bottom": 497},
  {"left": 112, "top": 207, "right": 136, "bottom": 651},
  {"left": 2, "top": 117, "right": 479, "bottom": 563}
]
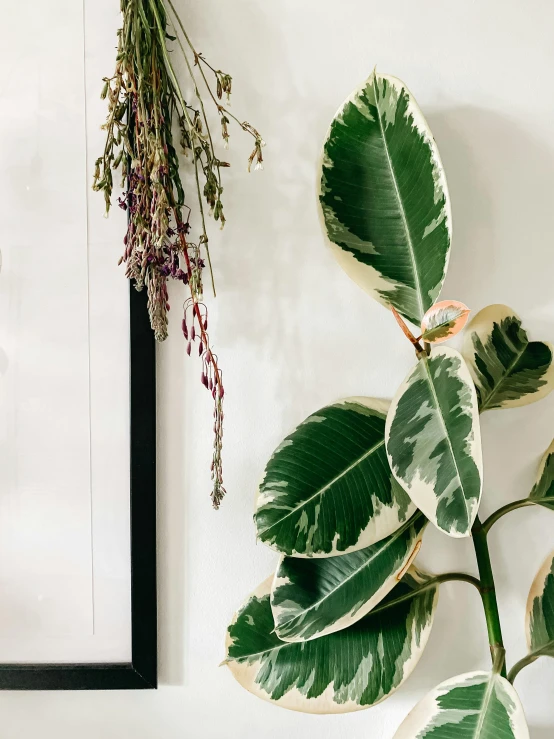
[{"left": 224, "top": 70, "right": 554, "bottom": 735}]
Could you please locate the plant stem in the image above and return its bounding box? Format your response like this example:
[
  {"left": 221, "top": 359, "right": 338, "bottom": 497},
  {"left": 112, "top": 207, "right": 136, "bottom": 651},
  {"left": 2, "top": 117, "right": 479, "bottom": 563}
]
[
  {"left": 391, "top": 307, "right": 425, "bottom": 354},
  {"left": 472, "top": 515, "right": 507, "bottom": 677},
  {"left": 482, "top": 497, "right": 554, "bottom": 534},
  {"left": 368, "top": 572, "right": 481, "bottom": 616},
  {"left": 508, "top": 652, "right": 542, "bottom": 684},
  {"left": 147, "top": 0, "right": 217, "bottom": 295}
]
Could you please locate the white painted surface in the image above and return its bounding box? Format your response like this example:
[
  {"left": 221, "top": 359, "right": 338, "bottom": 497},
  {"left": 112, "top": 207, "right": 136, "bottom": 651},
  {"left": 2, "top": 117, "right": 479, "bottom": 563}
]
[
  {"left": 1, "top": 0, "right": 554, "bottom": 736},
  {"left": 0, "top": 0, "right": 131, "bottom": 661}
]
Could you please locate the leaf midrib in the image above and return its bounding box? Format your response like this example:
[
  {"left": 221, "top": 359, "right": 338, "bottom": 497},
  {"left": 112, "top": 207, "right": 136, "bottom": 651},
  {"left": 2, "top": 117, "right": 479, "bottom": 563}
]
[
  {"left": 230, "top": 583, "right": 421, "bottom": 664},
  {"left": 275, "top": 524, "right": 415, "bottom": 634},
  {"left": 472, "top": 673, "right": 498, "bottom": 738},
  {"left": 421, "top": 356, "right": 472, "bottom": 530},
  {"left": 257, "top": 438, "right": 385, "bottom": 537},
  {"left": 372, "top": 75, "right": 425, "bottom": 323},
  {"left": 479, "top": 335, "right": 528, "bottom": 411}
]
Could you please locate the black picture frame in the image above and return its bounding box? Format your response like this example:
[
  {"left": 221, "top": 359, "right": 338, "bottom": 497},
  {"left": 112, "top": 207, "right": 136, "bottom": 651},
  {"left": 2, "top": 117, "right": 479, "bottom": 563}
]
[{"left": 0, "top": 286, "right": 157, "bottom": 690}]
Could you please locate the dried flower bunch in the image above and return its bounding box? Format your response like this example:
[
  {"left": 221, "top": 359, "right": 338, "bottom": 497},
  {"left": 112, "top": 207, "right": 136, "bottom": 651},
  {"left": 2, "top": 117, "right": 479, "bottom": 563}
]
[
  {"left": 94, "top": 0, "right": 263, "bottom": 508},
  {"left": 224, "top": 71, "right": 554, "bottom": 738}
]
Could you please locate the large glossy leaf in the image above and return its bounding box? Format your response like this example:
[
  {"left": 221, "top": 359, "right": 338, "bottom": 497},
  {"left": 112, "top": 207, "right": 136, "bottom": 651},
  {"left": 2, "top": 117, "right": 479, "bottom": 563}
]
[
  {"left": 225, "top": 567, "right": 438, "bottom": 714},
  {"left": 254, "top": 398, "right": 415, "bottom": 558},
  {"left": 385, "top": 347, "right": 483, "bottom": 538},
  {"left": 528, "top": 440, "right": 554, "bottom": 510},
  {"left": 393, "top": 671, "right": 529, "bottom": 738},
  {"left": 462, "top": 304, "right": 554, "bottom": 411},
  {"left": 526, "top": 549, "right": 554, "bottom": 660},
  {"left": 318, "top": 70, "right": 451, "bottom": 326},
  {"left": 271, "top": 513, "right": 426, "bottom": 642}
]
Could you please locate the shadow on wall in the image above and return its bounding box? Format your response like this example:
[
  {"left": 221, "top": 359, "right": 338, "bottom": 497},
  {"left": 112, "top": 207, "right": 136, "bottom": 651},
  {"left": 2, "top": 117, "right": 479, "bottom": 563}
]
[
  {"left": 428, "top": 109, "right": 554, "bottom": 482},
  {"left": 217, "top": 103, "right": 554, "bottom": 432},
  {"left": 405, "top": 107, "right": 554, "bottom": 730},
  {"left": 428, "top": 106, "right": 554, "bottom": 324}
]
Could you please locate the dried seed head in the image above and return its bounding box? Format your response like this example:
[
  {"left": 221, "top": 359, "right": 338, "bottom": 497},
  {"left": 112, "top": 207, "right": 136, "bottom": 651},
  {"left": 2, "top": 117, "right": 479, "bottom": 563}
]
[{"left": 95, "top": 5, "right": 263, "bottom": 509}]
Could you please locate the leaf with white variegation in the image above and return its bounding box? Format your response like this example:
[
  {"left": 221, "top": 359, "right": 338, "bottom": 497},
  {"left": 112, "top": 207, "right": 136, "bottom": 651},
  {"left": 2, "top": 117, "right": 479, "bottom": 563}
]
[
  {"left": 225, "top": 567, "right": 438, "bottom": 714},
  {"left": 393, "top": 671, "right": 529, "bottom": 739},
  {"left": 254, "top": 398, "right": 414, "bottom": 558},
  {"left": 271, "top": 513, "right": 426, "bottom": 642},
  {"left": 526, "top": 549, "right": 554, "bottom": 662},
  {"left": 528, "top": 440, "right": 554, "bottom": 511},
  {"left": 420, "top": 300, "right": 470, "bottom": 344},
  {"left": 385, "top": 347, "right": 483, "bottom": 538},
  {"left": 319, "top": 70, "right": 451, "bottom": 326},
  {"left": 462, "top": 304, "right": 554, "bottom": 411}
]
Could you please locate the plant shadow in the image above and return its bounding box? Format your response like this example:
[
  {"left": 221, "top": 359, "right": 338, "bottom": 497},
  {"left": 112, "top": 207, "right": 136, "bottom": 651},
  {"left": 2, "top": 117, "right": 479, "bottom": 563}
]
[
  {"left": 531, "top": 729, "right": 553, "bottom": 739},
  {"left": 428, "top": 106, "right": 554, "bottom": 324}
]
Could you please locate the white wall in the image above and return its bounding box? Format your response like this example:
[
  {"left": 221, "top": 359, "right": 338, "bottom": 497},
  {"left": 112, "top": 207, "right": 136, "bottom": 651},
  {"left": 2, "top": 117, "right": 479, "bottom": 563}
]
[{"left": 2, "top": 0, "right": 554, "bottom": 736}]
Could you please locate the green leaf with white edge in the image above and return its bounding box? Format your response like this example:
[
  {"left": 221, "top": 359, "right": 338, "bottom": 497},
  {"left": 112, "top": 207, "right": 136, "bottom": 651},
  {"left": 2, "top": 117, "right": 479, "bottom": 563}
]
[
  {"left": 225, "top": 566, "right": 438, "bottom": 714},
  {"left": 462, "top": 304, "right": 554, "bottom": 411},
  {"left": 271, "top": 513, "right": 426, "bottom": 642},
  {"left": 528, "top": 440, "right": 554, "bottom": 510},
  {"left": 385, "top": 347, "right": 483, "bottom": 538},
  {"left": 318, "top": 69, "right": 451, "bottom": 326},
  {"left": 526, "top": 549, "right": 554, "bottom": 660},
  {"left": 420, "top": 300, "right": 470, "bottom": 344},
  {"left": 254, "top": 397, "right": 415, "bottom": 558},
  {"left": 393, "top": 671, "right": 529, "bottom": 739}
]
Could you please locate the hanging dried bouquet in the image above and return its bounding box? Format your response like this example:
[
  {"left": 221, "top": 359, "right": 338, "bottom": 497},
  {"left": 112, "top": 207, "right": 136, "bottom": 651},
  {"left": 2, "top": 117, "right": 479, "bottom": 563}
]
[{"left": 94, "top": 0, "right": 264, "bottom": 508}]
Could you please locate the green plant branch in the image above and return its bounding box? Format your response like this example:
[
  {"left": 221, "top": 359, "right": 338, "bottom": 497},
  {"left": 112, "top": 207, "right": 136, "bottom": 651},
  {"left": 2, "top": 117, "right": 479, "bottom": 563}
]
[
  {"left": 507, "top": 649, "right": 546, "bottom": 684},
  {"left": 472, "top": 515, "right": 507, "bottom": 677},
  {"left": 493, "top": 644, "right": 507, "bottom": 676},
  {"left": 368, "top": 572, "right": 481, "bottom": 616},
  {"left": 482, "top": 497, "right": 554, "bottom": 534}
]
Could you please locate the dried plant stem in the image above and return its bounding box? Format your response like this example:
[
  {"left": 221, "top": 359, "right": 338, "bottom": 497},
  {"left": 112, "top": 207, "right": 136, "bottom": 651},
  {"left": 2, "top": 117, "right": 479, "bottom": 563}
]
[
  {"left": 94, "top": 0, "right": 264, "bottom": 506},
  {"left": 148, "top": 0, "right": 216, "bottom": 294}
]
